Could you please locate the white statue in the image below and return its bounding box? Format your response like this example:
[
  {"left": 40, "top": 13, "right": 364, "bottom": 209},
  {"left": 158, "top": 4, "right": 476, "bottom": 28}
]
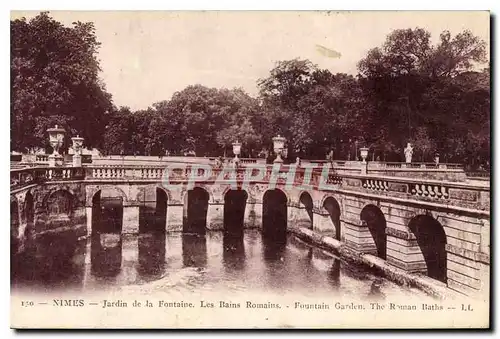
[
  {"left": 295, "top": 157, "right": 301, "bottom": 167},
  {"left": 404, "top": 143, "right": 413, "bottom": 163}
]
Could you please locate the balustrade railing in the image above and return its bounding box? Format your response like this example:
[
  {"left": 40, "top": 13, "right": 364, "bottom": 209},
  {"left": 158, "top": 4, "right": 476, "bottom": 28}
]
[
  {"left": 362, "top": 179, "right": 389, "bottom": 191},
  {"left": 362, "top": 178, "right": 451, "bottom": 199},
  {"left": 10, "top": 163, "right": 489, "bottom": 211},
  {"left": 369, "top": 162, "right": 463, "bottom": 170},
  {"left": 410, "top": 183, "right": 449, "bottom": 199},
  {"left": 466, "top": 171, "right": 490, "bottom": 178},
  {"left": 10, "top": 167, "right": 85, "bottom": 190}
]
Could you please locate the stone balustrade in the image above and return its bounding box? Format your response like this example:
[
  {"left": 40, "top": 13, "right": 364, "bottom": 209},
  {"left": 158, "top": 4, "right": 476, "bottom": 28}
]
[
  {"left": 10, "top": 167, "right": 85, "bottom": 190},
  {"left": 362, "top": 179, "right": 389, "bottom": 191},
  {"left": 410, "top": 183, "right": 449, "bottom": 199},
  {"left": 373, "top": 161, "right": 462, "bottom": 170},
  {"left": 81, "top": 164, "right": 490, "bottom": 211},
  {"left": 9, "top": 163, "right": 489, "bottom": 212}
]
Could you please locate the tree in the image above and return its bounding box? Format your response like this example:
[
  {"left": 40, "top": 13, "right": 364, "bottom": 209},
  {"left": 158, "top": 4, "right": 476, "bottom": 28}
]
[
  {"left": 11, "top": 12, "right": 113, "bottom": 152},
  {"left": 357, "top": 27, "right": 489, "bottom": 165},
  {"left": 258, "top": 59, "right": 370, "bottom": 160},
  {"left": 101, "top": 107, "right": 132, "bottom": 155}
]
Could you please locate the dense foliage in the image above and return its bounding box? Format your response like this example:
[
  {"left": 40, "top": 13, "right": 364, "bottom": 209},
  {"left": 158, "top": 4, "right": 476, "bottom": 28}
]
[
  {"left": 11, "top": 13, "right": 490, "bottom": 168},
  {"left": 11, "top": 12, "right": 113, "bottom": 153}
]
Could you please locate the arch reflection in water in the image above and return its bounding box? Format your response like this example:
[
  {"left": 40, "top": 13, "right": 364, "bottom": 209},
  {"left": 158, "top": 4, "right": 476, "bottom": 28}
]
[
  {"left": 222, "top": 234, "right": 246, "bottom": 271},
  {"left": 262, "top": 236, "right": 287, "bottom": 263},
  {"left": 91, "top": 233, "right": 123, "bottom": 278},
  {"left": 327, "top": 258, "right": 341, "bottom": 288},
  {"left": 12, "top": 232, "right": 85, "bottom": 289},
  {"left": 137, "top": 233, "right": 166, "bottom": 278},
  {"left": 182, "top": 234, "right": 207, "bottom": 268}
]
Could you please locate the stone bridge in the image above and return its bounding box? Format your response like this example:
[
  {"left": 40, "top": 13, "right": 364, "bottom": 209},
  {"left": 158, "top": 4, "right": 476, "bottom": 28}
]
[{"left": 10, "top": 161, "right": 490, "bottom": 297}]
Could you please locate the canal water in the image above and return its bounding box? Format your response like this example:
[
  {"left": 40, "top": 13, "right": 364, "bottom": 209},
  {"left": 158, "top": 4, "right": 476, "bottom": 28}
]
[{"left": 11, "top": 228, "right": 433, "bottom": 302}]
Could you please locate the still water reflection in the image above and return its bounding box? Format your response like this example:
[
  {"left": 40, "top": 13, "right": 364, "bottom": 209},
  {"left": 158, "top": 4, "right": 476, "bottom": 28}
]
[{"left": 11, "top": 229, "right": 428, "bottom": 300}]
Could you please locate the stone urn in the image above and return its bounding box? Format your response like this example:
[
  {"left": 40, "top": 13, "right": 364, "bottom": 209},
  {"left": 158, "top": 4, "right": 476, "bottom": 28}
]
[
  {"left": 47, "top": 125, "right": 66, "bottom": 167},
  {"left": 359, "top": 147, "right": 369, "bottom": 163},
  {"left": 272, "top": 135, "right": 286, "bottom": 164},
  {"left": 232, "top": 140, "right": 242, "bottom": 162},
  {"left": 71, "top": 135, "right": 84, "bottom": 167}
]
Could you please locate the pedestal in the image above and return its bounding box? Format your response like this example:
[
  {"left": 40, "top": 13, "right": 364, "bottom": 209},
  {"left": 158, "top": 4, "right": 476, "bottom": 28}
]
[
  {"left": 73, "top": 154, "right": 82, "bottom": 167},
  {"left": 48, "top": 154, "right": 56, "bottom": 167},
  {"left": 274, "top": 154, "right": 283, "bottom": 164},
  {"left": 49, "top": 153, "right": 63, "bottom": 167},
  {"left": 361, "top": 163, "right": 367, "bottom": 175}
]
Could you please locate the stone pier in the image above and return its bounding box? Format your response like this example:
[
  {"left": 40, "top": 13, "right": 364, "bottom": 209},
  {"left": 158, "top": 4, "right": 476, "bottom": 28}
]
[
  {"left": 206, "top": 203, "right": 224, "bottom": 230},
  {"left": 122, "top": 205, "right": 139, "bottom": 234},
  {"left": 166, "top": 204, "right": 183, "bottom": 232}
]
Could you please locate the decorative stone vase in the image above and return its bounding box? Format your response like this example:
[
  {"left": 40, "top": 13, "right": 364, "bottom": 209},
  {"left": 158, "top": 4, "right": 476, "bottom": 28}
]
[
  {"left": 232, "top": 140, "right": 242, "bottom": 162},
  {"left": 47, "top": 125, "right": 66, "bottom": 167},
  {"left": 359, "top": 147, "right": 369, "bottom": 163},
  {"left": 71, "top": 135, "right": 84, "bottom": 167},
  {"left": 272, "top": 135, "right": 286, "bottom": 164}
]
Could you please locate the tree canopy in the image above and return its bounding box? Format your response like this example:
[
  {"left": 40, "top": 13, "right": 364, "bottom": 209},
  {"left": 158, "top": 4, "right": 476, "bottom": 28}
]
[
  {"left": 11, "top": 12, "right": 113, "bottom": 153},
  {"left": 11, "top": 14, "right": 490, "bottom": 168}
]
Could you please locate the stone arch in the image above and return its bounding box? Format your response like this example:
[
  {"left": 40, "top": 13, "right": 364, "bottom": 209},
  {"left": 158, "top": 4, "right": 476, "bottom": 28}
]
[
  {"left": 320, "top": 193, "right": 343, "bottom": 212},
  {"left": 184, "top": 186, "right": 210, "bottom": 235},
  {"left": 86, "top": 185, "right": 128, "bottom": 207},
  {"left": 298, "top": 190, "right": 314, "bottom": 206},
  {"left": 136, "top": 185, "right": 173, "bottom": 204},
  {"left": 407, "top": 207, "right": 440, "bottom": 222},
  {"left": 298, "top": 191, "right": 314, "bottom": 229},
  {"left": 408, "top": 214, "right": 447, "bottom": 283},
  {"left": 180, "top": 184, "right": 215, "bottom": 204},
  {"left": 221, "top": 185, "right": 244, "bottom": 199},
  {"left": 323, "top": 196, "right": 341, "bottom": 240},
  {"left": 43, "top": 185, "right": 77, "bottom": 206},
  {"left": 223, "top": 188, "right": 248, "bottom": 236},
  {"left": 156, "top": 185, "right": 173, "bottom": 203},
  {"left": 45, "top": 189, "right": 74, "bottom": 219},
  {"left": 360, "top": 204, "right": 387, "bottom": 259},
  {"left": 262, "top": 188, "right": 288, "bottom": 244},
  {"left": 90, "top": 187, "right": 125, "bottom": 234},
  {"left": 276, "top": 186, "right": 292, "bottom": 205}
]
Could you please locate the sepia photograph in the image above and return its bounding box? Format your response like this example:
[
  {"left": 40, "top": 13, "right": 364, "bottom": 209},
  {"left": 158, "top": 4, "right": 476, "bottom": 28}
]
[{"left": 9, "top": 10, "right": 491, "bottom": 329}]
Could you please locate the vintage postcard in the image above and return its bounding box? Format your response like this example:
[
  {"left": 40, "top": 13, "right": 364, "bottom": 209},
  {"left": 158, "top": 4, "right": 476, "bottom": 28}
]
[{"left": 10, "top": 10, "right": 490, "bottom": 329}]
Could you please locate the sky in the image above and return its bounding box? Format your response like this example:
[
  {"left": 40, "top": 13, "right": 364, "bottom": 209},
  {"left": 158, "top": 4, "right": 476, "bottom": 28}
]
[{"left": 11, "top": 11, "right": 490, "bottom": 111}]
